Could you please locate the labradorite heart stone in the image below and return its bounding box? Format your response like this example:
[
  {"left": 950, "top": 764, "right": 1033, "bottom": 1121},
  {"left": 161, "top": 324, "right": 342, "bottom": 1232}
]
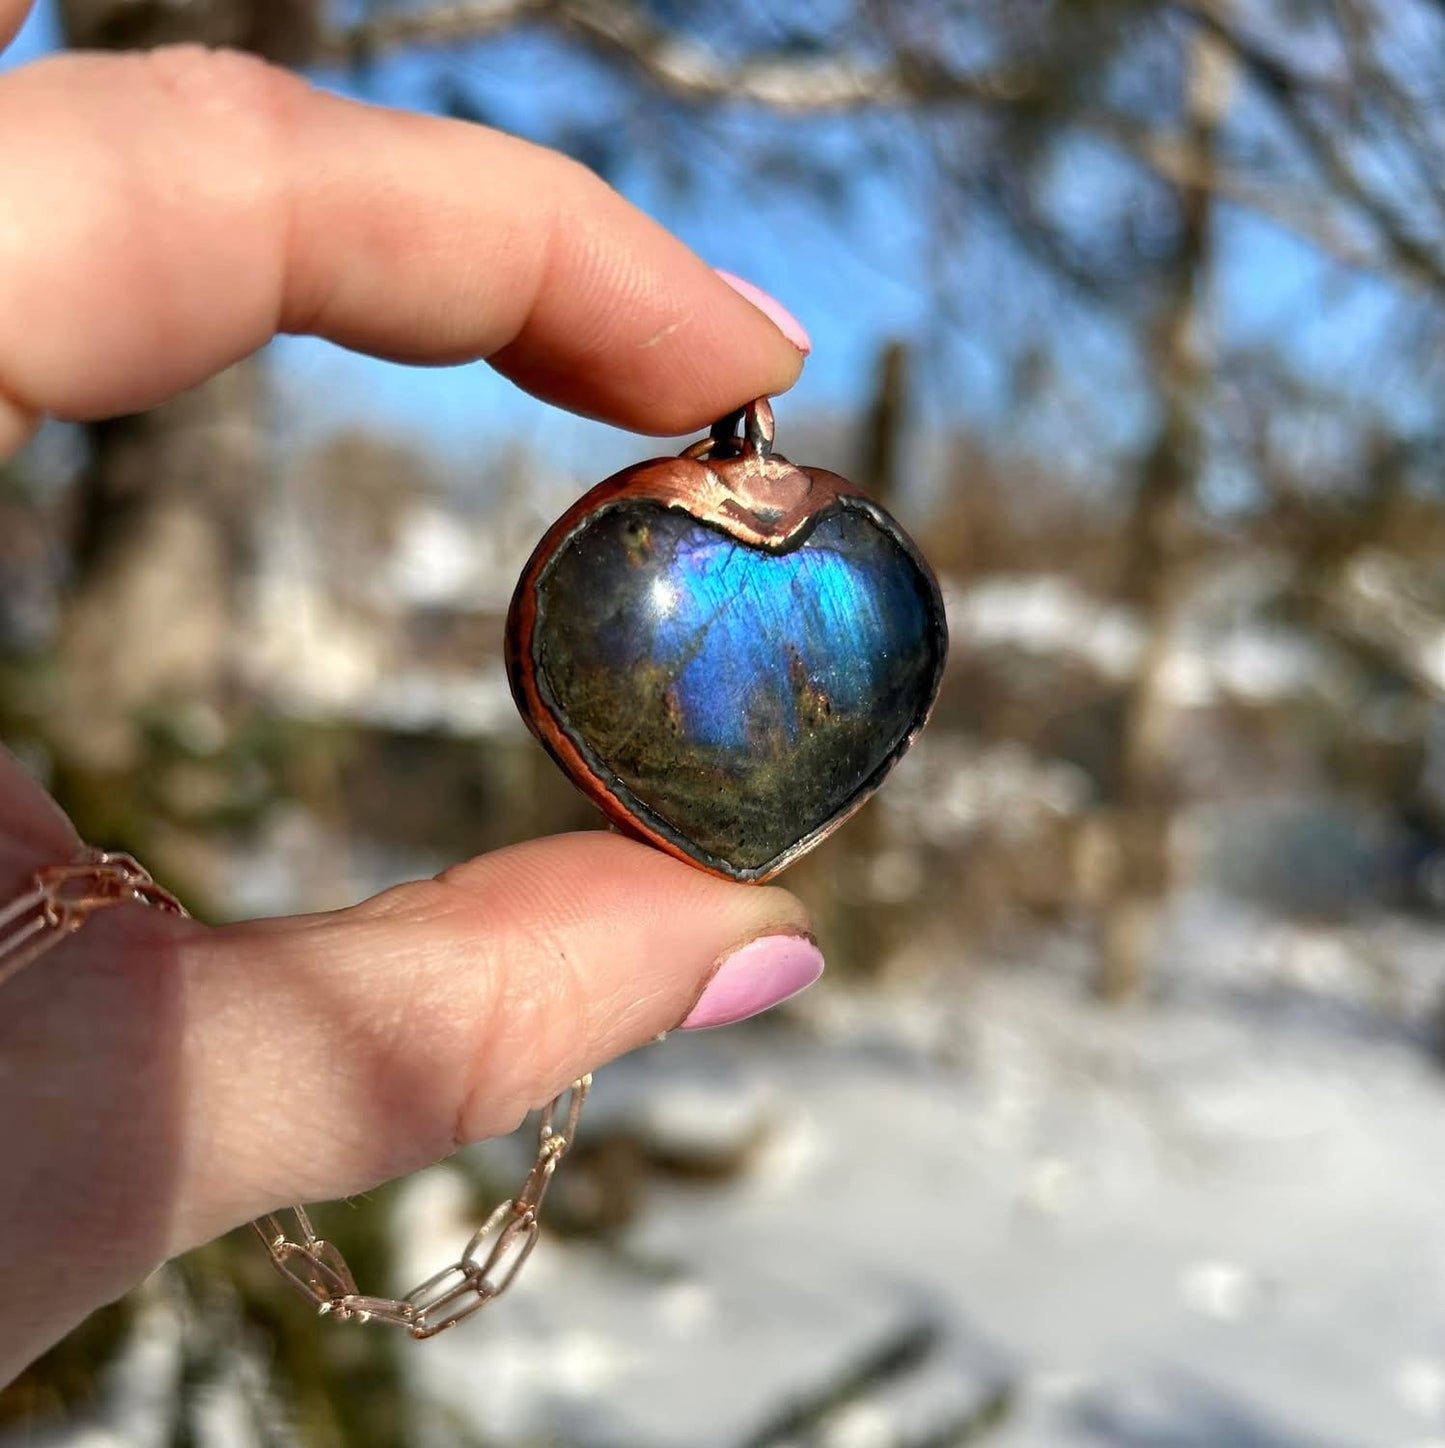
[{"left": 526, "top": 499, "right": 942, "bottom": 880}]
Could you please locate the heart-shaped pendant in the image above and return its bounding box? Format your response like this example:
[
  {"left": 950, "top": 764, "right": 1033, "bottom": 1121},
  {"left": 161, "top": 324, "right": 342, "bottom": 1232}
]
[{"left": 506, "top": 398, "right": 947, "bottom": 883}]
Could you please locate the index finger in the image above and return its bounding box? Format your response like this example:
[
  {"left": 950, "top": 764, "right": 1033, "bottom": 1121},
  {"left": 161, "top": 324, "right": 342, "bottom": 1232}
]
[{"left": 0, "top": 45, "right": 807, "bottom": 455}]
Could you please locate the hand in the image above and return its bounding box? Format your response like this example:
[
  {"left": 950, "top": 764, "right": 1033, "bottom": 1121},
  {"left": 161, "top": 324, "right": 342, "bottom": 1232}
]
[{"left": 0, "top": 11, "right": 819, "bottom": 1383}]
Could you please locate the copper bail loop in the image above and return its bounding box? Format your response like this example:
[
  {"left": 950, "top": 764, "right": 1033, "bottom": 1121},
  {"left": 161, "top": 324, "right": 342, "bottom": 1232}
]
[{"left": 690, "top": 397, "right": 776, "bottom": 461}]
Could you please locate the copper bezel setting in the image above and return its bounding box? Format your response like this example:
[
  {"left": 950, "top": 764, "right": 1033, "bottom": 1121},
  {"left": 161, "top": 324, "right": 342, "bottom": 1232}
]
[{"left": 505, "top": 400, "right": 948, "bottom": 884}]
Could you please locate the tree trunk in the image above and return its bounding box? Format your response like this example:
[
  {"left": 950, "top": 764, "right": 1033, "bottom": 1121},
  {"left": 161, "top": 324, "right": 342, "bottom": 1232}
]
[
  {"left": 49, "top": 368, "right": 263, "bottom": 777},
  {"left": 46, "top": 0, "right": 316, "bottom": 826},
  {"left": 1095, "top": 21, "right": 1229, "bottom": 1000},
  {"left": 823, "top": 340, "right": 913, "bottom": 976}
]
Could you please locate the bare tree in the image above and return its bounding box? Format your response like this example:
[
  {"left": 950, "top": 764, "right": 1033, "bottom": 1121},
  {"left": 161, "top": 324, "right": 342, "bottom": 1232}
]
[{"left": 1095, "top": 19, "right": 1231, "bottom": 998}]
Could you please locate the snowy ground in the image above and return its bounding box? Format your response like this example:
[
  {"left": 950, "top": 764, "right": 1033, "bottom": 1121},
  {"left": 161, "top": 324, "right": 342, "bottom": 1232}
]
[
  {"left": 11, "top": 893, "right": 1445, "bottom": 1447},
  {"left": 398, "top": 894, "right": 1445, "bottom": 1448}
]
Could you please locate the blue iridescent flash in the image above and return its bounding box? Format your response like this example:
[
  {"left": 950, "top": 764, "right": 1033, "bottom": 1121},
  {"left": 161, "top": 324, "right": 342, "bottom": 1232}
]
[
  {"left": 532, "top": 500, "right": 941, "bottom": 874},
  {"left": 630, "top": 516, "right": 926, "bottom": 749}
]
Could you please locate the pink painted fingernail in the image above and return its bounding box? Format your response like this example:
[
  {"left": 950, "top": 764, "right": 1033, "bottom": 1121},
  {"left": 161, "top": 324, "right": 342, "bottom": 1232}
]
[
  {"left": 715, "top": 270, "right": 812, "bottom": 355},
  {"left": 680, "top": 932, "right": 824, "bottom": 1031}
]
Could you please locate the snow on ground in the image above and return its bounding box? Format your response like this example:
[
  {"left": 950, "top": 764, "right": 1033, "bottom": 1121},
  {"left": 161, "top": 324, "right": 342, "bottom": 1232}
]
[
  {"left": 9, "top": 894, "right": 1442, "bottom": 1447},
  {"left": 398, "top": 897, "right": 1445, "bottom": 1448},
  {"left": 943, "top": 574, "right": 1345, "bottom": 708}
]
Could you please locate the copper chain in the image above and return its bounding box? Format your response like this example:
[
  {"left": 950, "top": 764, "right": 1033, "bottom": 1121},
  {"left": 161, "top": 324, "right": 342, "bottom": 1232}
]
[{"left": 1, "top": 847, "right": 589, "bottom": 1339}]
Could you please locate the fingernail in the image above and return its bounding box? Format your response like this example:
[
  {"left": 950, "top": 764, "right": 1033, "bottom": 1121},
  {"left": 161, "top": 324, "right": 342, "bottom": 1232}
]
[
  {"left": 715, "top": 270, "right": 812, "bottom": 355},
  {"left": 680, "top": 931, "right": 824, "bottom": 1031}
]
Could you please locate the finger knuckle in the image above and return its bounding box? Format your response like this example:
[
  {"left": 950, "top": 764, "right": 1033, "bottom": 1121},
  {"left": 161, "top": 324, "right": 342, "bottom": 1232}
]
[
  {"left": 143, "top": 44, "right": 300, "bottom": 126},
  {"left": 461, "top": 921, "right": 594, "bottom": 1144}
]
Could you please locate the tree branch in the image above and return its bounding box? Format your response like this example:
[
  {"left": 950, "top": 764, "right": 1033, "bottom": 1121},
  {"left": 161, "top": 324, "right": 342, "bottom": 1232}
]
[
  {"left": 321, "top": 0, "right": 542, "bottom": 60},
  {"left": 327, "top": 0, "right": 1042, "bottom": 107},
  {"left": 327, "top": 0, "right": 1442, "bottom": 293},
  {"left": 1173, "top": 0, "right": 1445, "bottom": 291}
]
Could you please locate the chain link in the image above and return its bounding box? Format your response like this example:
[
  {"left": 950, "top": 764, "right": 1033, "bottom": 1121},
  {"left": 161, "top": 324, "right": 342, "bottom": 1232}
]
[{"left": 1, "top": 847, "right": 588, "bottom": 1339}]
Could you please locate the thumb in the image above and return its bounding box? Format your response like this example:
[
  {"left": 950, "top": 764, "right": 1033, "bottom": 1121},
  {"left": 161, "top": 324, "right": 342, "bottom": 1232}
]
[
  {"left": 171, "top": 832, "right": 819, "bottom": 1247},
  {"left": 2, "top": 831, "right": 819, "bottom": 1377}
]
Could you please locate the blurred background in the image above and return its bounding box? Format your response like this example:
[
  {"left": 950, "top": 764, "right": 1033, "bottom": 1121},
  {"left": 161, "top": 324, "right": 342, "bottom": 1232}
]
[{"left": 3, "top": 1, "right": 1445, "bottom": 1443}]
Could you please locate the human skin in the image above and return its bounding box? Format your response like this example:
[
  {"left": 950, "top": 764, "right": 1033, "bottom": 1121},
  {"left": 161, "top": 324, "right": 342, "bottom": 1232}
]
[{"left": 0, "top": 7, "right": 816, "bottom": 1383}]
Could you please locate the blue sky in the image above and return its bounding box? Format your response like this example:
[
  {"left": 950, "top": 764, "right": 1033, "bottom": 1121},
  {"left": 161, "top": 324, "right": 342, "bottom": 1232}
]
[{"left": 4, "top": 0, "right": 1427, "bottom": 493}]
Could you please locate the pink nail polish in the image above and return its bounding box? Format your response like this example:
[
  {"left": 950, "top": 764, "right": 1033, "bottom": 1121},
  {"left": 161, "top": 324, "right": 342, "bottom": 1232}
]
[
  {"left": 715, "top": 270, "right": 812, "bottom": 355},
  {"left": 680, "top": 932, "right": 824, "bottom": 1031}
]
